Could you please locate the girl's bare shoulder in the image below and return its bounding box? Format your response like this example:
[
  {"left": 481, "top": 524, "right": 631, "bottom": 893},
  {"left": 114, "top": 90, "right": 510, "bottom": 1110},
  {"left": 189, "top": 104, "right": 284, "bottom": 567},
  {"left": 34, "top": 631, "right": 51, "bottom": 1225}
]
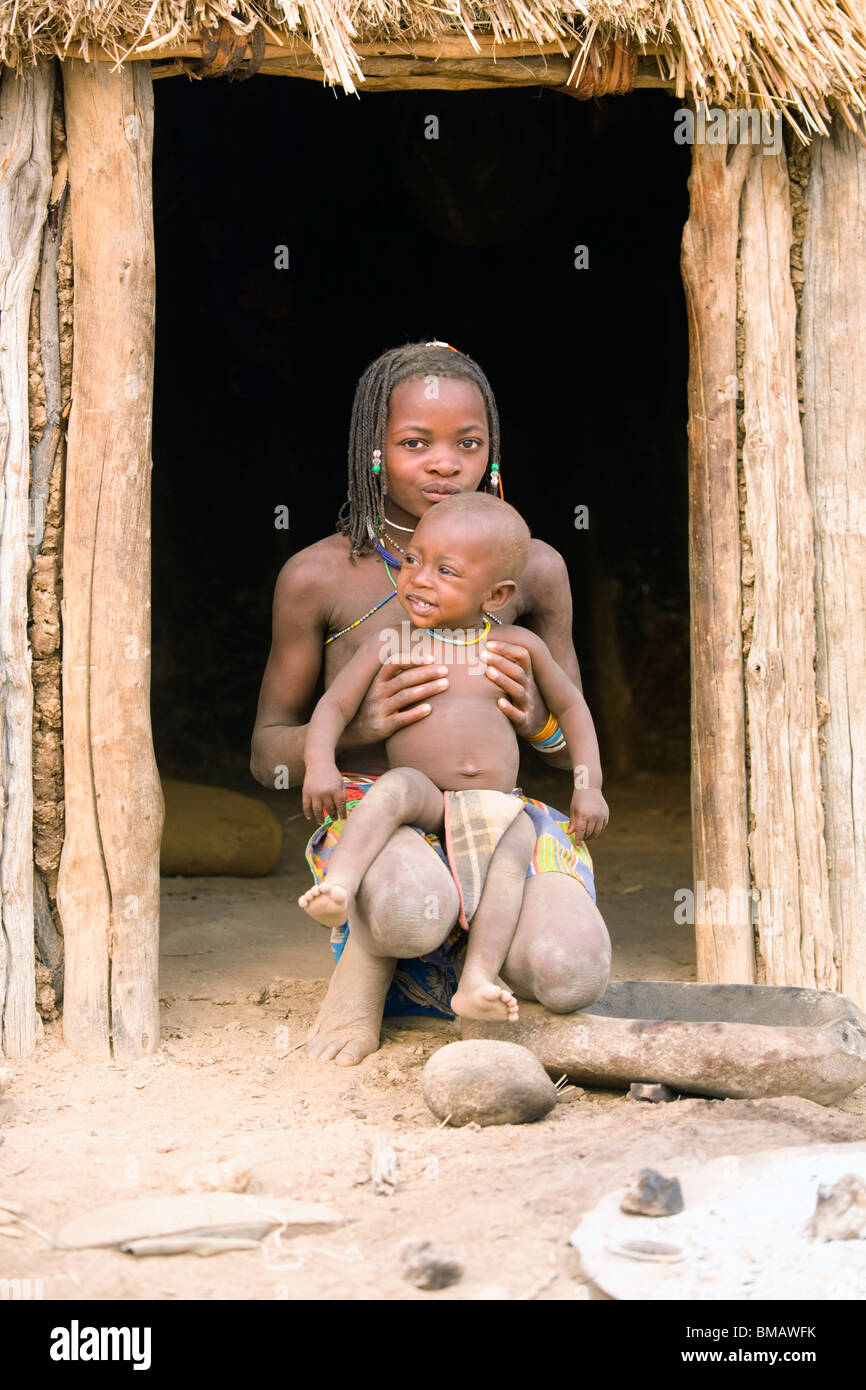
[
  {"left": 522, "top": 538, "right": 570, "bottom": 594},
  {"left": 273, "top": 533, "right": 358, "bottom": 606}
]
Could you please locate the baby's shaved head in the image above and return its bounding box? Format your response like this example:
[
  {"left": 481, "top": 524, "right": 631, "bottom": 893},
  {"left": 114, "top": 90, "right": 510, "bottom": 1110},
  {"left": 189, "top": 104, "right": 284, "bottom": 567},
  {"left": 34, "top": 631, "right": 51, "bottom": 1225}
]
[{"left": 414, "top": 493, "right": 531, "bottom": 581}]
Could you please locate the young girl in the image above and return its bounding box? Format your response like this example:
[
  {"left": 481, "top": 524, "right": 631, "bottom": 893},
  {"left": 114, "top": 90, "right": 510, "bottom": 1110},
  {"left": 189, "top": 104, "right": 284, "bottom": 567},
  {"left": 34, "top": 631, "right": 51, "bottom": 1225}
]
[{"left": 251, "top": 342, "right": 611, "bottom": 1064}]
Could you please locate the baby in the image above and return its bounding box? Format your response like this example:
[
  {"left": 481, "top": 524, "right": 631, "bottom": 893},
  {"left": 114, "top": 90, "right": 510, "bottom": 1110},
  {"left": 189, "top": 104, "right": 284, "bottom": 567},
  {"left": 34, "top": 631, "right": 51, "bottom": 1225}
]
[{"left": 299, "top": 493, "right": 608, "bottom": 1022}]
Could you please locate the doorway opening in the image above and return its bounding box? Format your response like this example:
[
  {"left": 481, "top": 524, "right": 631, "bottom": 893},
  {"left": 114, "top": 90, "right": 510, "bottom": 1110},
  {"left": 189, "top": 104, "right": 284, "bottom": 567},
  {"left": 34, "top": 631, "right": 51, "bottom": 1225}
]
[{"left": 151, "top": 75, "right": 694, "bottom": 993}]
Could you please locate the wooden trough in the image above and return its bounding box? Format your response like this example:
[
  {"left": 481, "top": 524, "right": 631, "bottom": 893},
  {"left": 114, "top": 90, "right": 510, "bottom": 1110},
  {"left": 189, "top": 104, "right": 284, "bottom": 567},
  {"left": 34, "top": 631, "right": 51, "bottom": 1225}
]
[{"left": 464, "top": 983, "right": 866, "bottom": 1104}]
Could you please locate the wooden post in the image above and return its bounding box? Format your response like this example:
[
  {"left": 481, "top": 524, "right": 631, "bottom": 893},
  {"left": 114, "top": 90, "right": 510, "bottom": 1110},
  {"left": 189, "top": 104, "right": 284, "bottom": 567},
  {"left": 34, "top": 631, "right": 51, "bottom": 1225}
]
[
  {"left": 739, "top": 149, "right": 834, "bottom": 990},
  {"left": 0, "top": 63, "right": 55, "bottom": 1056},
  {"left": 681, "top": 137, "right": 755, "bottom": 983},
  {"left": 801, "top": 123, "right": 866, "bottom": 1007},
  {"left": 57, "top": 60, "right": 162, "bottom": 1061}
]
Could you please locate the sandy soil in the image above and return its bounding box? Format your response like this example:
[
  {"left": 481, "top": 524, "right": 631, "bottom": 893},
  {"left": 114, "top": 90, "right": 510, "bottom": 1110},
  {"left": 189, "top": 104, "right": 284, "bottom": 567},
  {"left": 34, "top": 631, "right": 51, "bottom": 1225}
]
[{"left": 2, "top": 772, "right": 864, "bottom": 1301}]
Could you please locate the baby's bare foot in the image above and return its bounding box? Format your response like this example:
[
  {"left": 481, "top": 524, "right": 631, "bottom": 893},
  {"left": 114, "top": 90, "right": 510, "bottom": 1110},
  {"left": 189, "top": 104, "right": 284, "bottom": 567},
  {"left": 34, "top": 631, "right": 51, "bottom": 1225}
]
[
  {"left": 298, "top": 881, "right": 351, "bottom": 929},
  {"left": 451, "top": 979, "right": 519, "bottom": 1023}
]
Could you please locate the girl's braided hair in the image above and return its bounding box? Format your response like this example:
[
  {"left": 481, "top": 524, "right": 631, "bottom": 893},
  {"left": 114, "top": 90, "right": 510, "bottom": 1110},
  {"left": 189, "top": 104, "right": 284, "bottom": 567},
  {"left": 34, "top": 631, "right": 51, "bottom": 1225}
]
[{"left": 336, "top": 342, "right": 501, "bottom": 558}]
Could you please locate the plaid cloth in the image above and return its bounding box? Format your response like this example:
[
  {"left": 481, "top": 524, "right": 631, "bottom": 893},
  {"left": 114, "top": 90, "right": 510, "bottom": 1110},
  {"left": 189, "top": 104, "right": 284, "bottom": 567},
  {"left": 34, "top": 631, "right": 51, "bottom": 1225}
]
[
  {"left": 305, "top": 775, "right": 595, "bottom": 1019},
  {"left": 443, "top": 788, "right": 527, "bottom": 929}
]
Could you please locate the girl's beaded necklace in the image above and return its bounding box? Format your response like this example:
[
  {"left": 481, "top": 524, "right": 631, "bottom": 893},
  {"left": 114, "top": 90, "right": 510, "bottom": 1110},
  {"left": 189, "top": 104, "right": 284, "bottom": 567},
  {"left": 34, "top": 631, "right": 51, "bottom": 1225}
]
[{"left": 323, "top": 587, "right": 397, "bottom": 646}]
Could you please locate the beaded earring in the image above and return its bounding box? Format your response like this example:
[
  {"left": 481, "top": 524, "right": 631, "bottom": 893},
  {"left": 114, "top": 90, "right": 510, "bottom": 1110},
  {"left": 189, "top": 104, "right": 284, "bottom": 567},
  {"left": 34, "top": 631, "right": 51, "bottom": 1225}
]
[
  {"left": 372, "top": 449, "right": 382, "bottom": 475},
  {"left": 489, "top": 462, "right": 503, "bottom": 498}
]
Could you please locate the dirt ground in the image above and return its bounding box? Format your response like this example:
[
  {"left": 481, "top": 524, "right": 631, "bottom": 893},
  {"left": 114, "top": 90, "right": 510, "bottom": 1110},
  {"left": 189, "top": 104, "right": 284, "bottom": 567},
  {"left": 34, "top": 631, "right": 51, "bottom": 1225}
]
[{"left": 3, "top": 771, "right": 865, "bottom": 1301}]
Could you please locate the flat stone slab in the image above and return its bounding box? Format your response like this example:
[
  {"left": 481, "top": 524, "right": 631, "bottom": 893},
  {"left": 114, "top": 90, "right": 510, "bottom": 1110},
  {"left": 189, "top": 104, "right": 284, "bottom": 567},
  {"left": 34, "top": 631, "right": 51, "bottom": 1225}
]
[
  {"left": 462, "top": 981, "right": 866, "bottom": 1104},
  {"left": 54, "top": 1193, "right": 344, "bottom": 1250},
  {"left": 570, "top": 1142, "right": 866, "bottom": 1300}
]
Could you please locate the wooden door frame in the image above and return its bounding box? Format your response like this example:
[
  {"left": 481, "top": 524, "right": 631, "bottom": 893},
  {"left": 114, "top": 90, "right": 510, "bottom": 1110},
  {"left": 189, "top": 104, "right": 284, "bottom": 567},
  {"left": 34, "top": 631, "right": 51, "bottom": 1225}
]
[{"left": 4, "top": 57, "right": 864, "bottom": 1058}]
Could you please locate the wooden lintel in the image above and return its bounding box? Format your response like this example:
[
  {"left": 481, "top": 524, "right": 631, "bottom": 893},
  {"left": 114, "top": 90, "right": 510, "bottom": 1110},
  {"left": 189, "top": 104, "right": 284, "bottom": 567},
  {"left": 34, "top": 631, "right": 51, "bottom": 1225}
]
[
  {"left": 75, "top": 34, "right": 671, "bottom": 92},
  {"left": 82, "top": 36, "right": 667, "bottom": 63},
  {"left": 148, "top": 52, "right": 673, "bottom": 90},
  {"left": 257, "top": 54, "right": 575, "bottom": 87}
]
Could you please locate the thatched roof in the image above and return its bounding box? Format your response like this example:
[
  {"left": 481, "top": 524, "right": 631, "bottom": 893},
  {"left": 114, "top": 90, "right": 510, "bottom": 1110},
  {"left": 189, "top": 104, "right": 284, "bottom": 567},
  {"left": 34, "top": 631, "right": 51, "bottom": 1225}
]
[{"left": 3, "top": 0, "right": 866, "bottom": 134}]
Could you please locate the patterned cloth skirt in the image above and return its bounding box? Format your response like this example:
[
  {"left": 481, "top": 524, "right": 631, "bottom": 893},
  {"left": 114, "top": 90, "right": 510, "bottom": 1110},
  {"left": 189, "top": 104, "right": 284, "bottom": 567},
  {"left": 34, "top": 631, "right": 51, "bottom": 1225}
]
[{"left": 304, "top": 774, "right": 595, "bottom": 1019}]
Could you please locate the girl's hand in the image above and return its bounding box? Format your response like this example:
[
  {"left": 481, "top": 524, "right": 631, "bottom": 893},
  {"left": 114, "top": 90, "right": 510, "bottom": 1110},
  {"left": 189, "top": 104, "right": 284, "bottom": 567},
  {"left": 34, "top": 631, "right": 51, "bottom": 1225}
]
[
  {"left": 484, "top": 641, "right": 548, "bottom": 737},
  {"left": 568, "top": 787, "right": 609, "bottom": 842},
  {"left": 341, "top": 656, "right": 449, "bottom": 746},
  {"left": 303, "top": 764, "right": 348, "bottom": 823}
]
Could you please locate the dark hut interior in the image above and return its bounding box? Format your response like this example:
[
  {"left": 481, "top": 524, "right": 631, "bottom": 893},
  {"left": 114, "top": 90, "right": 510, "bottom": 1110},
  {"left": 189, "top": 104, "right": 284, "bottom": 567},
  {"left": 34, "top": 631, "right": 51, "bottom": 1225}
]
[{"left": 150, "top": 77, "right": 691, "bottom": 794}]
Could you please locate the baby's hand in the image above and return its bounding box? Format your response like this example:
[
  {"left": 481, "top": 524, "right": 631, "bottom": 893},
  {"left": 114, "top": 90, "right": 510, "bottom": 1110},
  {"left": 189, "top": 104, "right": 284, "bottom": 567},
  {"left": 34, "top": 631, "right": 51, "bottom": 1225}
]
[
  {"left": 303, "top": 764, "right": 348, "bottom": 823},
  {"left": 568, "top": 787, "right": 609, "bottom": 842}
]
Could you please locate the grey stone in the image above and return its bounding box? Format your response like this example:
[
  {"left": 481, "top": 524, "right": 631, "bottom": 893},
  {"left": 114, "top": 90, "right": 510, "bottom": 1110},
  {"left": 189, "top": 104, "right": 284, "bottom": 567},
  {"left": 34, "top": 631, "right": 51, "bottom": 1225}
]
[
  {"left": 401, "top": 1240, "right": 464, "bottom": 1290},
  {"left": 621, "top": 1169, "right": 684, "bottom": 1217},
  {"left": 421, "top": 1040, "right": 557, "bottom": 1127},
  {"left": 628, "top": 1082, "right": 676, "bottom": 1103},
  {"left": 462, "top": 983, "right": 866, "bottom": 1105}
]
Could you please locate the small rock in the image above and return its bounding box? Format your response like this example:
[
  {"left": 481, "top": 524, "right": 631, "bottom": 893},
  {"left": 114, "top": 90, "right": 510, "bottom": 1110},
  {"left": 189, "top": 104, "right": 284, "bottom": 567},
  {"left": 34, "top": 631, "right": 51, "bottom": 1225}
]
[
  {"left": 808, "top": 1173, "right": 866, "bottom": 1241},
  {"left": 559, "top": 1085, "right": 586, "bottom": 1102},
  {"left": 178, "top": 1157, "right": 252, "bottom": 1194},
  {"left": 421, "top": 1041, "right": 557, "bottom": 1128},
  {"left": 401, "top": 1239, "right": 463, "bottom": 1290},
  {"left": 369, "top": 1136, "right": 399, "bottom": 1196},
  {"left": 620, "top": 1169, "right": 684, "bottom": 1217},
  {"left": 628, "top": 1082, "right": 675, "bottom": 1103}
]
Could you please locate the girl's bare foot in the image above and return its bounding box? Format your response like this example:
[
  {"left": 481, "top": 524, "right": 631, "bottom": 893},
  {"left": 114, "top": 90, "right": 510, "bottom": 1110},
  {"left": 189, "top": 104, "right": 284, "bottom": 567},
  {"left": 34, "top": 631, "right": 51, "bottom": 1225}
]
[
  {"left": 305, "top": 937, "right": 392, "bottom": 1066},
  {"left": 450, "top": 978, "right": 519, "bottom": 1023},
  {"left": 298, "top": 880, "right": 351, "bottom": 929}
]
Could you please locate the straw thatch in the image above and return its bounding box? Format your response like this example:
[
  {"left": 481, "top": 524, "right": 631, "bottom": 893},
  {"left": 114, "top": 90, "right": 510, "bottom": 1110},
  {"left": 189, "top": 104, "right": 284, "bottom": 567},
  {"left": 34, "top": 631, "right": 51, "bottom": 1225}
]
[
  {"left": 590, "top": 0, "right": 866, "bottom": 135},
  {"left": 2, "top": 0, "right": 866, "bottom": 129}
]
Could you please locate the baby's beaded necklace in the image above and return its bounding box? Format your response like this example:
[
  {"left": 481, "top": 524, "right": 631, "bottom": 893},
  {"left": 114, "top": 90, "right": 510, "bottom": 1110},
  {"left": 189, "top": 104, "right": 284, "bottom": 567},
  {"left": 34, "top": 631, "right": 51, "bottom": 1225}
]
[{"left": 324, "top": 525, "right": 501, "bottom": 645}]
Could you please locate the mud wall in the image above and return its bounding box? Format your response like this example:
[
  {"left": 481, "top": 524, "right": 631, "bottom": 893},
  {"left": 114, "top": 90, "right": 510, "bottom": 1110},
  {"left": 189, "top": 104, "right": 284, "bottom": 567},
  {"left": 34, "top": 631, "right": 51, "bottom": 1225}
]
[{"left": 26, "top": 84, "right": 72, "bottom": 1019}]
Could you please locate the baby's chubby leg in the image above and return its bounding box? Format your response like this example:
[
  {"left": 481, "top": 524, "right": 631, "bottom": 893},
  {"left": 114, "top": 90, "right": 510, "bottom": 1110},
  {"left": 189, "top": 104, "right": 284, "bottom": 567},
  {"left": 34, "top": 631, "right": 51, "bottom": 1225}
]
[
  {"left": 450, "top": 810, "right": 537, "bottom": 1023},
  {"left": 299, "top": 768, "right": 445, "bottom": 929}
]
